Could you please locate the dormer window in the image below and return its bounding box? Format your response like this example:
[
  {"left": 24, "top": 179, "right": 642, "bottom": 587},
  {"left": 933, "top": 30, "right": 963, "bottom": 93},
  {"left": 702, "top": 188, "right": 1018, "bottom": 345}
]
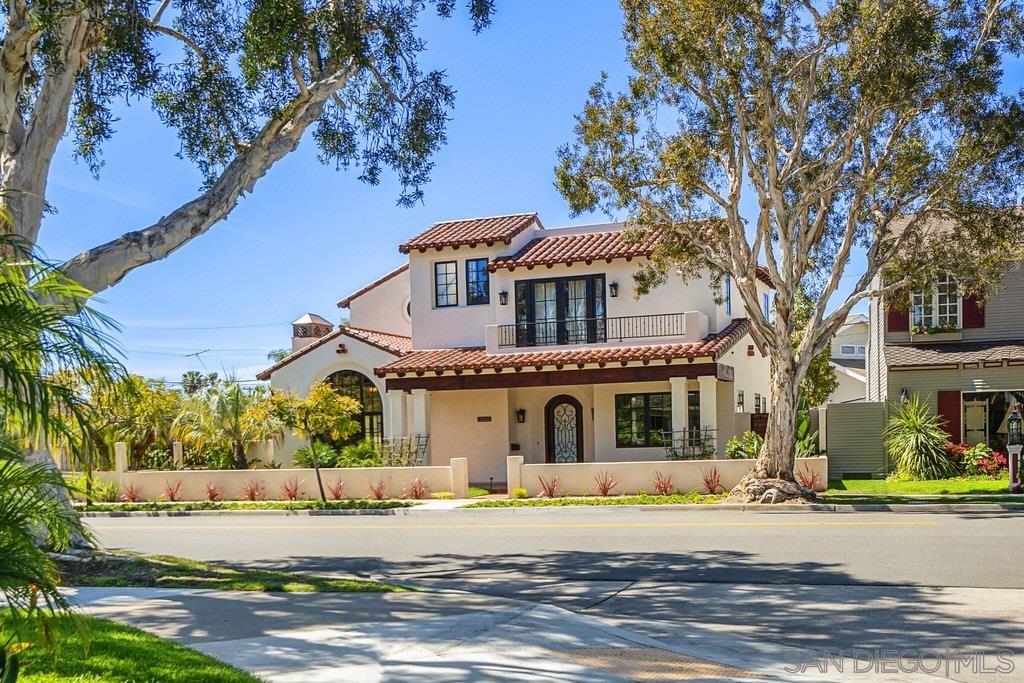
[{"left": 911, "top": 274, "right": 960, "bottom": 332}]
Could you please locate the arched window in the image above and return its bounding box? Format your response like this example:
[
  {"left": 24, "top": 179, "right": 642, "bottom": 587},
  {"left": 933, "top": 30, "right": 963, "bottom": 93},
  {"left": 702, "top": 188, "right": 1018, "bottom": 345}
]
[{"left": 324, "top": 370, "right": 384, "bottom": 445}]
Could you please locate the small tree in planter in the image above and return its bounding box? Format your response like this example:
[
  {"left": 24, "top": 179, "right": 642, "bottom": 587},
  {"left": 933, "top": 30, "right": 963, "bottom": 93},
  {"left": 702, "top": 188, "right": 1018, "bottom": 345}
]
[{"left": 282, "top": 384, "right": 360, "bottom": 502}]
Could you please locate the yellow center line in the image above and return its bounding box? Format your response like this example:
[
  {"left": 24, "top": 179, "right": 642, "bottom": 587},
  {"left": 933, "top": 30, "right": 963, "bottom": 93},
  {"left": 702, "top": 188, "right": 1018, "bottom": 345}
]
[{"left": 86, "top": 520, "right": 941, "bottom": 531}]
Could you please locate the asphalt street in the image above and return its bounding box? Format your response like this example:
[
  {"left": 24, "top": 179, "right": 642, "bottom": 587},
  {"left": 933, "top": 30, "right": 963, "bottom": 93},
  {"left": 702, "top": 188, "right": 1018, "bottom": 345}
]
[{"left": 87, "top": 508, "right": 1024, "bottom": 680}]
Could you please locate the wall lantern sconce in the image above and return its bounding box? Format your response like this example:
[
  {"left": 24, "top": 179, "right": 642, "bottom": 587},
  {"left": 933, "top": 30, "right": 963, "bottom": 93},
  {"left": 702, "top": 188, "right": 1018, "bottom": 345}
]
[
  {"left": 515, "top": 408, "right": 526, "bottom": 424},
  {"left": 900, "top": 388, "right": 909, "bottom": 404},
  {"left": 609, "top": 282, "right": 619, "bottom": 298},
  {"left": 499, "top": 291, "right": 509, "bottom": 306},
  {"left": 1008, "top": 406, "right": 1022, "bottom": 447}
]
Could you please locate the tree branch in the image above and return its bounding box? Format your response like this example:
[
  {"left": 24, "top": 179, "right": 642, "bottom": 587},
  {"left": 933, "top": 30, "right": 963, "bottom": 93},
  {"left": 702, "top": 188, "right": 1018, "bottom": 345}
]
[{"left": 60, "top": 63, "right": 356, "bottom": 294}]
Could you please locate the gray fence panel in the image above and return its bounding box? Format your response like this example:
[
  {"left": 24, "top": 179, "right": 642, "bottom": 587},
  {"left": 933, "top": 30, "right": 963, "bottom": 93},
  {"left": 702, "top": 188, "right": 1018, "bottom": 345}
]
[{"left": 824, "top": 402, "right": 887, "bottom": 479}]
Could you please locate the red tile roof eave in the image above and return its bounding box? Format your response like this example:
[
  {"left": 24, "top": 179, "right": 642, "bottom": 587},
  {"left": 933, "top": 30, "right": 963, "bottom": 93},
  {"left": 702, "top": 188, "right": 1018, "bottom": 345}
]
[
  {"left": 374, "top": 319, "right": 751, "bottom": 377},
  {"left": 256, "top": 326, "right": 411, "bottom": 381},
  {"left": 337, "top": 264, "right": 409, "bottom": 308},
  {"left": 398, "top": 213, "right": 539, "bottom": 254}
]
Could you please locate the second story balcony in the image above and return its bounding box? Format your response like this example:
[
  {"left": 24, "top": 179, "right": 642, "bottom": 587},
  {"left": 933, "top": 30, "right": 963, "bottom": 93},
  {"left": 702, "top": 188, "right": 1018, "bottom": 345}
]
[{"left": 487, "top": 311, "right": 710, "bottom": 352}]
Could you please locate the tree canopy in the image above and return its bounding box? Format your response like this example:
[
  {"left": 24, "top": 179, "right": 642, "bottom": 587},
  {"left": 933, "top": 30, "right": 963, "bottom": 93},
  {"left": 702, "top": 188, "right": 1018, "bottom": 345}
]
[
  {"left": 556, "top": 0, "right": 1024, "bottom": 497},
  {"left": 1, "top": 0, "right": 494, "bottom": 293}
]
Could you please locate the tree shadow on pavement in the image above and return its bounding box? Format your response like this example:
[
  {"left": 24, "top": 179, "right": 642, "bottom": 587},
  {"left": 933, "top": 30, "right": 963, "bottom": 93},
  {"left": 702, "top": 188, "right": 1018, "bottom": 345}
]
[{"left": 237, "top": 548, "right": 1024, "bottom": 659}]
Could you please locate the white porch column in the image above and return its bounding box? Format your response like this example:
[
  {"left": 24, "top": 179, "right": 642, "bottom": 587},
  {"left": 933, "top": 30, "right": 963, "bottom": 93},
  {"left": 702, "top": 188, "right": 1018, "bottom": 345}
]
[
  {"left": 698, "top": 375, "right": 718, "bottom": 433},
  {"left": 669, "top": 377, "right": 689, "bottom": 436},
  {"left": 410, "top": 388, "right": 429, "bottom": 437},
  {"left": 386, "top": 390, "right": 408, "bottom": 439}
]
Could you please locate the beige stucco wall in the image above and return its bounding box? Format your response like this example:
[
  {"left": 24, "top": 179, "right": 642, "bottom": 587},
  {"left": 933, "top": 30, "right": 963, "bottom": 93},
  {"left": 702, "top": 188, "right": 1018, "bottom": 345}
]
[
  {"left": 267, "top": 335, "right": 403, "bottom": 462},
  {"left": 513, "top": 456, "right": 828, "bottom": 496},
  {"left": 428, "top": 388, "right": 511, "bottom": 483},
  {"left": 93, "top": 464, "right": 459, "bottom": 501},
  {"left": 507, "top": 385, "right": 596, "bottom": 464},
  {"left": 346, "top": 266, "right": 412, "bottom": 336}
]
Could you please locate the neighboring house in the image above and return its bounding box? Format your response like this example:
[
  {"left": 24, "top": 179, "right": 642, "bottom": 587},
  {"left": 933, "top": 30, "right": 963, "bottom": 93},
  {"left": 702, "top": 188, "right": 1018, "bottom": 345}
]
[
  {"left": 867, "top": 263, "right": 1024, "bottom": 453},
  {"left": 259, "top": 213, "right": 775, "bottom": 484},
  {"left": 827, "top": 314, "right": 867, "bottom": 404}
]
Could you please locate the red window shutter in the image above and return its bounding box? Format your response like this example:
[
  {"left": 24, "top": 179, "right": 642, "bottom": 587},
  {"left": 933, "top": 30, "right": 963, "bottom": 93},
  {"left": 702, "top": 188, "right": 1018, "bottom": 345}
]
[
  {"left": 936, "top": 391, "right": 962, "bottom": 442},
  {"left": 886, "top": 307, "right": 909, "bottom": 332},
  {"left": 962, "top": 295, "right": 985, "bottom": 329}
]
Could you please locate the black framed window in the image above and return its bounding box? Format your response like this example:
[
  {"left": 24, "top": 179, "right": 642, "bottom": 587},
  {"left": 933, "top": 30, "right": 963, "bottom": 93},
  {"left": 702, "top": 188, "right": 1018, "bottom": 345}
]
[
  {"left": 324, "top": 370, "right": 383, "bottom": 445},
  {"left": 466, "top": 258, "right": 490, "bottom": 305},
  {"left": 514, "top": 274, "right": 606, "bottom": 347},
  {"left": 615, "top": 392, "right": 672, "bottom": 447},
  {"left": 434, "top": 261, "right": 458, "bottom": 308}
]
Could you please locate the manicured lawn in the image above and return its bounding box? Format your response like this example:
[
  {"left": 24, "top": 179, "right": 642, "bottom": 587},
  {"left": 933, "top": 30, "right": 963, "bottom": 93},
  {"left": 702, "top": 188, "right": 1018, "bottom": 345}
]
[
  {"left": 56, "top": 551, "right": 405, "bottom": 593},
  {"left": 465, "top": 492, "right": 724, "bottom": 507},
  {"left": 827, "top": 476, "right": 1010, "bottom": 495},
  {"left": 821, "top": 494, "right": 1024, "bottom": 505},
  {"left": 77, "top": 499, "right": 412, "bottom": 512},
  {"left": 12, "top": 613, "right": 258, "bottom": 682}
]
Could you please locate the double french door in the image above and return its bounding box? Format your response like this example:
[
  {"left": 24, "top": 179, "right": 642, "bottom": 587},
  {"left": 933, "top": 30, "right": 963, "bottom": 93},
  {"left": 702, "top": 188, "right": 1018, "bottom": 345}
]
[{"left": 514, "top": 275, "right": 606, "bottom": 347}]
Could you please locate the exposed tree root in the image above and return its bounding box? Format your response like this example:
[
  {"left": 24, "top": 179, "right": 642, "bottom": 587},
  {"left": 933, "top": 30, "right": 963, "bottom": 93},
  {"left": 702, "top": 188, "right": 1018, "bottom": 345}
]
[{"left": 725, "top": 473, "right": 818, "bottom": 504}]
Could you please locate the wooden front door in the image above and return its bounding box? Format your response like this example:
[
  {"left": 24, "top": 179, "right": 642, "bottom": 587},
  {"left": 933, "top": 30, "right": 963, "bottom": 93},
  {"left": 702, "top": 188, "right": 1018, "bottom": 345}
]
[{"left": 545, "top": 395, "right": 583, "bottom": 463}]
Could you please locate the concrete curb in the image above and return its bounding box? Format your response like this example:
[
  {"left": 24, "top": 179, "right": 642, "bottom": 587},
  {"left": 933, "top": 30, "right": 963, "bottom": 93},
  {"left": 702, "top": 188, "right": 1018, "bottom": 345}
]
[{"left": 77, "top": 500, "right": 1024, "bottom": 517}]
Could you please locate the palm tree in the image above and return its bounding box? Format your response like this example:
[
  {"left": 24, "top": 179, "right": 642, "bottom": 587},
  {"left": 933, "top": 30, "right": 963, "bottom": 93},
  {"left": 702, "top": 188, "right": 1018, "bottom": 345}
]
[
  {"left": 0, "top": 226, "right": 122, "bottom": 671},
  {"left": 173, "top": 381, "right": 286, "bottom": 469},
  {"left": 181, "top": 370, "right": 218, "bottom": 395},
  {"left": 266, "top": 348, "right": 290, "bottom": 362}
]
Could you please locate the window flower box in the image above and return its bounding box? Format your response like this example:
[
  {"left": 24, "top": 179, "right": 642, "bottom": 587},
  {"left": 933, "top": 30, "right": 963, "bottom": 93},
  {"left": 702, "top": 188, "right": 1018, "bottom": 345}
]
[{"left": 910, "top": 329, "right": 962, "bottom": 344}]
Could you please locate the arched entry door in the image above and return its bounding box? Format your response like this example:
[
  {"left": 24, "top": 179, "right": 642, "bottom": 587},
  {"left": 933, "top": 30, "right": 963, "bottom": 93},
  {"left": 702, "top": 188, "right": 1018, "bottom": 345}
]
[{"left": 545, "top": 395, "right": 583, "bottom": 463}]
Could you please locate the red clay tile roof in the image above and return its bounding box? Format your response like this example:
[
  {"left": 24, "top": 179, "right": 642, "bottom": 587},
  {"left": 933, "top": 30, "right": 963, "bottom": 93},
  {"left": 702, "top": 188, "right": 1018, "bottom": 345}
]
[
  {"left": 375, "top": 319, "right": 751, "bottom": 376},
  {"left": 487, "top": 227, "right": 775, "bottom": 288},
  {"left": 488, "top": 228, "right": 660, "bottom": 271},
  {"left": 337, "top": 264, "right": 409, "bottom": 308},
  {"left": 399, "top": 213, "right": 539, "bottom": 253},
  {"left": 257, "top": 326, "right": 411, "bottom": 380}
]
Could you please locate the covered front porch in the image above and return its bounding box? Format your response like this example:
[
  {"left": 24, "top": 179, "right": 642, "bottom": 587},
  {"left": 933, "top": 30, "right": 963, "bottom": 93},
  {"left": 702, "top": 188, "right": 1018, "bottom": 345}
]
[{"left": 381, "top": 370, "right": 749, "bottom": 485}]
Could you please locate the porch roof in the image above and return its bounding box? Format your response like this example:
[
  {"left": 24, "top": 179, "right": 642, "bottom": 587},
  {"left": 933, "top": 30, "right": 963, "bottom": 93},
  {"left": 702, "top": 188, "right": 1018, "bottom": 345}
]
[
  {"left": 887, "top": 339, "right": 1024, "bottom": 369},
  {"left": 374, "top": 318, "right": 750, "bottom": 377}
]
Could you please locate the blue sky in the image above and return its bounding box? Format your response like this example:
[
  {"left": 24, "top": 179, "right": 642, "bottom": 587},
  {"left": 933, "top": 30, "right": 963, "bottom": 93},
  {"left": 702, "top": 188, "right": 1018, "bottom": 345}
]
[
  {"left": 38, "top": 1, "right": 630, "bottom": 381},
  {"left": 36, "top": 2, "right": 1021, "bottom": 382}
]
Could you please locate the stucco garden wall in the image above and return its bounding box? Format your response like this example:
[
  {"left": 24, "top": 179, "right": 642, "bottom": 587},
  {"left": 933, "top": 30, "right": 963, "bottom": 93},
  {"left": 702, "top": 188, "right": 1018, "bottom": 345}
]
[
  {"left": 92, "top": 459, "right": 466, "bottom": 501},
  {"left": 428, "top": 388, "right": 510, "bottom": 483},
  {"left": 506, "top": 455, "right": 828, "bottom": 497}
]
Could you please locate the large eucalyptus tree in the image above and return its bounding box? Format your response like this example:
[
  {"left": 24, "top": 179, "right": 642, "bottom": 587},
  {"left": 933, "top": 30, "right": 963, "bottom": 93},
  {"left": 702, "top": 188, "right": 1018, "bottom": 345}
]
[
  {"left": 556, "top": 0, "right": 1024, "bottom": 501},
  {"left": 0, "top": 0, "right": 493, "bottom": 292}
]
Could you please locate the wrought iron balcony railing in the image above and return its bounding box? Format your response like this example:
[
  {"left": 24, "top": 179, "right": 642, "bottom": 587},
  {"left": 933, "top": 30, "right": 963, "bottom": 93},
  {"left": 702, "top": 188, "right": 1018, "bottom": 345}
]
[{"left": 498, "top": 312, "right": 687, "bottom": 348}]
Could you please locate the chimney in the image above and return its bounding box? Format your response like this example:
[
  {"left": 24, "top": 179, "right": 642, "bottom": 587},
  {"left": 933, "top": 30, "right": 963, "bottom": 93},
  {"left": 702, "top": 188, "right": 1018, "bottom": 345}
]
[{"left": 292, "top": 313, "right": 334, "bottom": 352}]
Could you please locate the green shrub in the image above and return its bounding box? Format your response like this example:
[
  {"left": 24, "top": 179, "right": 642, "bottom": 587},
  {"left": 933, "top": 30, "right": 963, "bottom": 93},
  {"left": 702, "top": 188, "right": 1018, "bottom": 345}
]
[
  {"left": 431, "top": 491, "right": 454, "bottom": 500},
  {"left": 293, "top": 442, "right": 340, "bottom": 468},
  {"left": 337, "top": 441, "right": 383, "bottom": 467},
  {"left": 725, "top": 431, "right": 763, "bottom": 459},
  {"left": 92, "top": 479, "right": 121, "bottom": 503},
  {"left": 883, "top": 395, "right": 958, "bottom": 479},
  {"left": 511, "top": 487, "right": 528, "bottom": 499}
]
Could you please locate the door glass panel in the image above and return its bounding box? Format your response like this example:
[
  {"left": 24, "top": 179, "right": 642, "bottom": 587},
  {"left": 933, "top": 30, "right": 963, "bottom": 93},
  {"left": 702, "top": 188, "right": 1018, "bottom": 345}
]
[
  {"left": 552, "top": 401, "right": 580, "bottom": 462},
  {"left": 533, "top": 281, "right": 557, "bottom": 345},
  {"left": 565, "top": 279, "right": 588, "bottom": 343}
]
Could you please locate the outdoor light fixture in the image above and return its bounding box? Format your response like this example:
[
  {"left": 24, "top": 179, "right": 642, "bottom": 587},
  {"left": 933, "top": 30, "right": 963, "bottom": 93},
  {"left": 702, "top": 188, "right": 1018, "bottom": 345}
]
[
  {"left": 900, "top": 388, "right": 909, "bottom": 404},
  {"left": 499, "top": 291, "right": 509, "bottom": 305},
  {"left": 609, "top": 282, "right": 619, "bottom": 297},
  {"left": 1009, "top": 407, "right": 1022, "bottom": 447},
  {"left": 515, "top": 408, "right": 526, "bottom": 423},
  {"left": 1008, "top": 406, "right": 1023, "bottom": 493}
]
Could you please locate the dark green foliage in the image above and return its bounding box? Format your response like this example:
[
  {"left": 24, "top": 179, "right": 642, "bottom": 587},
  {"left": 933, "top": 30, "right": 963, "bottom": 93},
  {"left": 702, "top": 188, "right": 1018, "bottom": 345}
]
[
  {"left": 725, "top": 431, "right": 762, "bottom": 459},
  {"left": 883, "top": 395, "right": 958, "bottom": 480},
  {"left": 21, "top": 0, "right": 494, "bottom": 199}
]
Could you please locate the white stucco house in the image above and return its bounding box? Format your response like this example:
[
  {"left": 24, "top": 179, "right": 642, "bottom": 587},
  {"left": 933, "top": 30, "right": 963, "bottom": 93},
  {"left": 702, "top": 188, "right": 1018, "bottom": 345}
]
[
  {"left": 258, "top": 213, "right": 775, "bottom": 485},
  {"left": 826, "top": 313, "right": 868, "bottom": 404}
]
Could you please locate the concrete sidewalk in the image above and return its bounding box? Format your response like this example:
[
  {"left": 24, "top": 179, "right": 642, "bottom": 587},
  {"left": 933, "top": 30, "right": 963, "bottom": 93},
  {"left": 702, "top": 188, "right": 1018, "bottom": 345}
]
[{"left": 66, "top": 586, "right": 942, "bottom": 682}]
